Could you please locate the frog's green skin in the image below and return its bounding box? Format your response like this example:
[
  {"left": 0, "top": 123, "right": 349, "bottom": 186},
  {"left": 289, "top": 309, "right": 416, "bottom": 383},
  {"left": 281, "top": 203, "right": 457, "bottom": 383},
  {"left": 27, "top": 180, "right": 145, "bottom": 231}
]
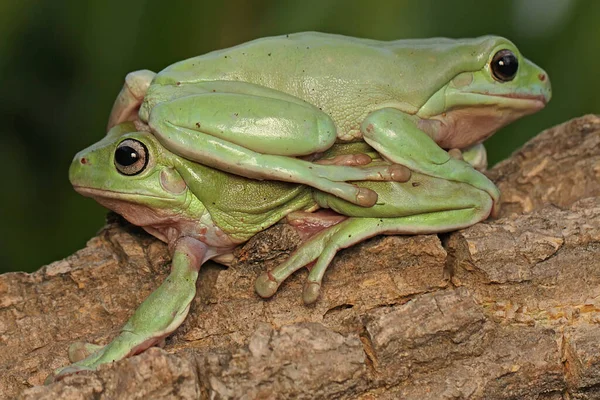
[
  {"left": 108, "top": 32, "right": 550, "bottom": 209},
  {"left": 53, "top": 118, "right": 494, "bottom": 380}
]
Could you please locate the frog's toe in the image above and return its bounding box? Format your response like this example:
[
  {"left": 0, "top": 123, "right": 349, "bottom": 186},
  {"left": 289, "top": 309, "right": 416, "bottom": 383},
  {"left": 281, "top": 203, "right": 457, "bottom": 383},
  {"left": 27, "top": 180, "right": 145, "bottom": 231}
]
[
  {"left": 255, "top": 271, "right": 280, "bottom": 298},
  {"left": 45, "top": 364, "right": 95, "bottom": 385},
  {"left": 68, "top": 342, "right": 104, "bottom": 363},
  {"left": 302, "top": 281, "right": 321, "bottom": 305}
]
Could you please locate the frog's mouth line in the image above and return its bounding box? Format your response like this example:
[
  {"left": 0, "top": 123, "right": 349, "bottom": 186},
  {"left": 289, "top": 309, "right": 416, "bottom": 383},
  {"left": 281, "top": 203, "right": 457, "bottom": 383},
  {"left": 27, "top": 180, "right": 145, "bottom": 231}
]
[
  {"left": 73, "top": 186, "right": 173, "bottom": 201},
  {"left": 473, "top": 92, "right": 548, "bottom": 109},
  {"left": 484, "top": 92, "right": 547, "bottom": 102}
]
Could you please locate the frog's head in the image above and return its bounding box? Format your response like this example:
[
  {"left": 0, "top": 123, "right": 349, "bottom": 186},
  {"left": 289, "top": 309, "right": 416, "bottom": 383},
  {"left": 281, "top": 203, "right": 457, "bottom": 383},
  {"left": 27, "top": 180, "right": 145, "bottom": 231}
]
[
  {"left": 69, "top": 123, "right": 201, "bottom": 242},
  {"left": 414, "top": 36, "right": 551, "bottom": 149}
]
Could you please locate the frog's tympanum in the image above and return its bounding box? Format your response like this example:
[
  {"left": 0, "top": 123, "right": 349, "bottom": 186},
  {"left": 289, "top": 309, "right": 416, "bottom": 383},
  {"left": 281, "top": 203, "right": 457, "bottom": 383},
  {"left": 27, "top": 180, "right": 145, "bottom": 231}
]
[{"left": 51, "top": 32, "right": 550, "bottom": 381}]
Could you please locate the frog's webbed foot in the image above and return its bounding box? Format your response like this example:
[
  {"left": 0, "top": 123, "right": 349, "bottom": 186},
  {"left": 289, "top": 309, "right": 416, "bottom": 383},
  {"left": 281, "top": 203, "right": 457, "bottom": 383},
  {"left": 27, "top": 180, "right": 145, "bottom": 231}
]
[
  {"left": 45, "top": 364, "right": 96, "bottom": 384},
  {"left": 46, "top": 334, "right": 168, "bottom": 384},
  {"left": 45, "top": 341, "right": 111, "bottom": 383},
  {"left": 65, "top": 339, "right": 168, "bottom": 364}
]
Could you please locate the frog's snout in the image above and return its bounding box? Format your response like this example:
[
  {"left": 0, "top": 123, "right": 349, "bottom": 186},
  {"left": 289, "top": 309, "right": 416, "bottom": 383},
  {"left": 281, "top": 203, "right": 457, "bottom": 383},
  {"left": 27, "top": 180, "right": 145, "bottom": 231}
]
[
  {"left": 538, "top": 73, "right": 552, "bottom": 104},
  {"left": 69, "top": 150, "right": 92, "bottom": 187}
]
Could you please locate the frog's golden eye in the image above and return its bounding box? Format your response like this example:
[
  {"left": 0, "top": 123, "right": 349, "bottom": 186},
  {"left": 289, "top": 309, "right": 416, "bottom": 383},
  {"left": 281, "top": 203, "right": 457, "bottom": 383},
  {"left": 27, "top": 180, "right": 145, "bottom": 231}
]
[
  {"left": 114, "top": 139, "right": 149, "bottom": 176},
  {"left": 490, "top": 49, "right": 518, "bottom": 82}
]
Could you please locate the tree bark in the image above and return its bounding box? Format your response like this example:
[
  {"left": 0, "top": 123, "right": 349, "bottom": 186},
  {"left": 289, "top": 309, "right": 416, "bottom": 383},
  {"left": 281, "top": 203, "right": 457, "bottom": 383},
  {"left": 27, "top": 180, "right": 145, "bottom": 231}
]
[{"left": 2, "top": 115, "right": 600, "bottom": 400}]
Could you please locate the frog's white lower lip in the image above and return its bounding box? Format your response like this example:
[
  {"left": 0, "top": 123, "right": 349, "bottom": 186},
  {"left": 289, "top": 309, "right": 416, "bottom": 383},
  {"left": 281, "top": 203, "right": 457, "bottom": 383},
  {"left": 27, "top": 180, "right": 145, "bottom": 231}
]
[
  {"left": 475, "top": 92, "right": 547, "bottom": 108},
  {"left": 73, "top": 186, "right": 171, "bottom": 201}
]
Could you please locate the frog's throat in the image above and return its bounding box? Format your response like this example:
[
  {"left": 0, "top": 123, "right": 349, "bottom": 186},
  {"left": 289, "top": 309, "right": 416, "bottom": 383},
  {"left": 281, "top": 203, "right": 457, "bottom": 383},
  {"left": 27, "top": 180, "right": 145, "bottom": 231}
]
[
  {"left": 73, "top": 186, "right": 238, "bottom": 251},
  {"left": 73, "top": 186, "right": 174, "bottom": 202},
  {"left": 417, "top": 103, "right": 539, "bottom": 150},
  {"left": 416, "top": 92, "right": 545, "bottom": 150}
]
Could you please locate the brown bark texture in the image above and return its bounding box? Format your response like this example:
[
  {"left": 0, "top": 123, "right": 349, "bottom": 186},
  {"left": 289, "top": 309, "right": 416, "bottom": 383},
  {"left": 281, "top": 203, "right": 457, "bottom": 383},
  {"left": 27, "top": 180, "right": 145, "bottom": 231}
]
[{"left": 2, "top": 115, "right": 600, "bottom": 400}]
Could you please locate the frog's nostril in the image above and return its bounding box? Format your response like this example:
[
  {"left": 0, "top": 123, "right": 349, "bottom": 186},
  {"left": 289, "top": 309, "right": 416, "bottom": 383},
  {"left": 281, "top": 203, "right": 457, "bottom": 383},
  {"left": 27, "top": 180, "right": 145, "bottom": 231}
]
[
  {"left": 80, "top": 157, "right": 88, "bottom": 164},
  {"left": 538, "top": 73, "right": 546, "bottom": 82}
]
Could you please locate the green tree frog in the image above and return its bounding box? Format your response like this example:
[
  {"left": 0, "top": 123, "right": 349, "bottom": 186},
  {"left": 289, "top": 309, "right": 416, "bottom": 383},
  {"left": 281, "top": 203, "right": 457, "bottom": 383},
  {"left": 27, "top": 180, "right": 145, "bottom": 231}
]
[
  {"left": 53, "top": 117, "right": 494, "bottom": 381},
  {"left": 108, "top": 32, "right": 550, "bottom": 208}
]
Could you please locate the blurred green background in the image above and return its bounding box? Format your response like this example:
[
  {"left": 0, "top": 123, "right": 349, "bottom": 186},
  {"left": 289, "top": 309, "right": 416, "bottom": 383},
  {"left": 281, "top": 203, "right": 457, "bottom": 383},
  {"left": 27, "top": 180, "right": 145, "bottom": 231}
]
[{"left": 1, "top": 0, "right": 598, "bottom": 273}]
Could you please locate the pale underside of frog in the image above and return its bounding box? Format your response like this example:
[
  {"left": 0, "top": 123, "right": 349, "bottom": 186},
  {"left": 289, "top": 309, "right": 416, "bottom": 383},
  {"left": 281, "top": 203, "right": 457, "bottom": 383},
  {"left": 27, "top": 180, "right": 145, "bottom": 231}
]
[
  {"left": 108, "top": 32, "right": 551, "bottom": 209},
  {"left": 49, "top": 32, "right": 550, "bottom": 382}
]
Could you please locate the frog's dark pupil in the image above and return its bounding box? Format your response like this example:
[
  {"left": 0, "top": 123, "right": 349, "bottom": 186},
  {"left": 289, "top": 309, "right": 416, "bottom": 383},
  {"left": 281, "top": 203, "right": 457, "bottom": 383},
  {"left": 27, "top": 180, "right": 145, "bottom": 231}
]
[
  {"left": 115, "top": 146, "right": 139, "bottom": 166},
  {"left": 496, "top": 55, "right": 517, "bottom": 76},
  {"left": 491, "top": 50, "right": 518, "bottom": 81}
]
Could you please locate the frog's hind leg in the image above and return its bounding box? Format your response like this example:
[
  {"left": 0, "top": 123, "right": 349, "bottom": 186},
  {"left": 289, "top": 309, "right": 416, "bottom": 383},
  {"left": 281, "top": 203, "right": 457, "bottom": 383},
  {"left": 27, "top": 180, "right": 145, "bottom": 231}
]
[
  {"left": 145, "top": 82, "right": 411, "bottom": 207},
  {"left": 256, "top": 195, "right": 492, "bottom": 304},
  {"left": 107, "top": 70, "right": 156, "bottom": 130}
]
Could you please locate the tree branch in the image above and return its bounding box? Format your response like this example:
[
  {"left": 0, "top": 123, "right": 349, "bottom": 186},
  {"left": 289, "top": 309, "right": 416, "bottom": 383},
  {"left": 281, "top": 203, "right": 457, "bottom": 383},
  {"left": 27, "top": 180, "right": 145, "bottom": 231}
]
[{"left": 2, "top": 115, "right": 600, "bottom": 399}]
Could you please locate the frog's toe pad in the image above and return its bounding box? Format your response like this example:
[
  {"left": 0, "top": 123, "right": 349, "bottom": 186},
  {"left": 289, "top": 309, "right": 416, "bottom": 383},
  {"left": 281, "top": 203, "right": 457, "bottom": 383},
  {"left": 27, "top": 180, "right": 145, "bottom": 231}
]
[
  {"left": 255, "top": 272, "right": 280, "bottom": 298},
  {"left": 389, "top": 164, "right": 411, "bottom": 182},
  {"left": 356, "top": 187, "right": 378, "bottom": 207},
  {"left": 302, "top": 282, "right": 321, "bottom": 304},
  {"left": 68, "top": 342, "right": 104, "bottom": 363}
]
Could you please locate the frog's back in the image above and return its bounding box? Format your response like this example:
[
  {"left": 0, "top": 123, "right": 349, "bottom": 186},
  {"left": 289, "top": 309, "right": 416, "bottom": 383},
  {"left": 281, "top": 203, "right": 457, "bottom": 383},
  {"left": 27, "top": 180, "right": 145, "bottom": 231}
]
[{"left": 156, "top": 32, "right": 499, "bottom": 137}]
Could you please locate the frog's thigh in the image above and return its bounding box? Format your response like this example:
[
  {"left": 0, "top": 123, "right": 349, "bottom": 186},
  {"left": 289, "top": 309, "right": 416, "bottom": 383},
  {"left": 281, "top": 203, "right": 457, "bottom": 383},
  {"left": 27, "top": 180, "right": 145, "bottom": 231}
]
[
  {"left": 302, "top": 190, "right": 494, "bottom": 304},
  {"left": 361, "top": 108, "right": 500, "bottom": 208},
  {"left": 107, "top": 70, "right": 156, "bottom": 130},
  {"left": 148, "top": 96, "right": 408, "bottom": 207},
  {"left": 149, "top": 93, "right": 337, "bottom": 156}
]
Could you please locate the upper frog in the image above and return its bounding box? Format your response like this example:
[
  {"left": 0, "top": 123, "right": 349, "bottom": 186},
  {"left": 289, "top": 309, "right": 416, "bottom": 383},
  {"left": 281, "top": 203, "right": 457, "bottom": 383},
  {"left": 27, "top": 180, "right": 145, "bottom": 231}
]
[
  {"left": 107, "top": 32, "right": 550, "bottom": 208},
  {"left": 145, "top": 32, "right": 550, "bottom": 147}
]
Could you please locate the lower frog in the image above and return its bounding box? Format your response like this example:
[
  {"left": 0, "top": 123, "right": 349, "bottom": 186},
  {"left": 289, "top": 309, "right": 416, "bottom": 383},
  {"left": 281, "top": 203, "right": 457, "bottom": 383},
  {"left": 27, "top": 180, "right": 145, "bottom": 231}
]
[{"left": 50, "top": 120, "right": 494, "bottom": 381}]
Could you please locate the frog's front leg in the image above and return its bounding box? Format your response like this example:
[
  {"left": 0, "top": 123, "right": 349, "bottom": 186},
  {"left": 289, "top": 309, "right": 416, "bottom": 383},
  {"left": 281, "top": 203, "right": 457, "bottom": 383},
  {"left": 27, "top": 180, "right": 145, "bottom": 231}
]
[
  {"left": 107, "top": 70, "right": 156, "bottom": 130},
  {"left": 361, "top": 108, "right": 499, "bottom": 215},
  {"left": 46, "top": 237, "right": 207, "bottom": 383},
  {"left": 145, "top": 84, "right": 410, "bottom": 207}
]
